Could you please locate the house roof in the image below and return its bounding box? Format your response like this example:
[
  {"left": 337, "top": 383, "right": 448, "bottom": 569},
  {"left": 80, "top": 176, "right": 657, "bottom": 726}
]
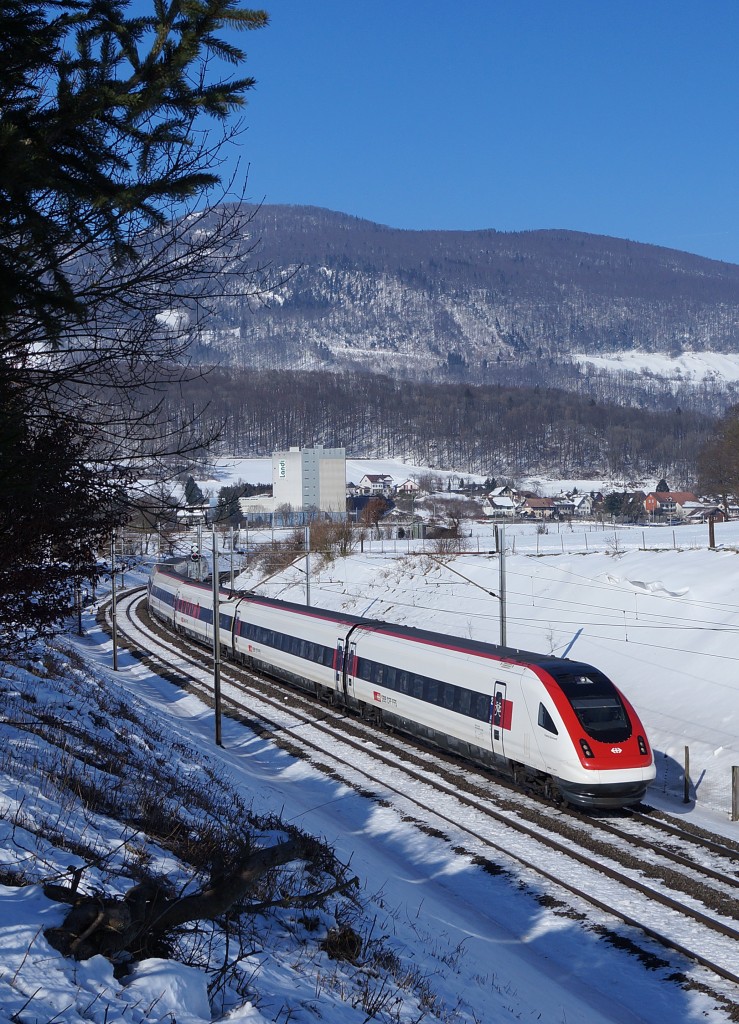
[
  {"left": 523, "top": 497, "right": 555, "bottom": 508},
  {"left": 648, "top": 491, "right": 699, "bottom": 505}
]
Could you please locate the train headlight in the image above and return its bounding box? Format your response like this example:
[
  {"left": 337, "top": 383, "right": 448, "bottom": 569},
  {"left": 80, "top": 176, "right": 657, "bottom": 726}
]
[
  {"left": 637, "top": 735, "right": 648, "bottom": 756},
  {"left": 579, "top": 738, "right": 594, "bottom": 759}
]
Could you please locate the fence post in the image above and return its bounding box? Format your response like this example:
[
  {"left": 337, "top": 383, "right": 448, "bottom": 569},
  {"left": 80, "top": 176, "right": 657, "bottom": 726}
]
[
  {"left": 732, "top": 766, "right": 739, "bottom": 822},
  {"left": 683, "top": 745, "right": 691, "bottom": 804}
]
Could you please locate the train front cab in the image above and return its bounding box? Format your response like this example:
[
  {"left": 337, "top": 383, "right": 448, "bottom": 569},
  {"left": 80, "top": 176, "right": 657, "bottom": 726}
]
[{"left": 535, "top": 663, "right": 655, "bottom": 810}]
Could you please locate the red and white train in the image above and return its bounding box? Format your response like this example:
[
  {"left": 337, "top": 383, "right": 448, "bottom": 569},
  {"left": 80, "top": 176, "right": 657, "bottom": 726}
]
[{"left": 149, "top": 564, "right": 655, "bottom": 810}]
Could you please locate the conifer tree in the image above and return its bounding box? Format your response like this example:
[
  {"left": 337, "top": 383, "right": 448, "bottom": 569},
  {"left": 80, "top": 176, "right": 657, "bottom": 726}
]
[{"left": 0, "top": 1, "right": 268, "bottom": 649}]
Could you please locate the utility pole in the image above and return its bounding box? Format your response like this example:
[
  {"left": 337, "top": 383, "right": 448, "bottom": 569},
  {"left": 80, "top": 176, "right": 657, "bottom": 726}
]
[
  {"left": 75, "top": 579, "right": 83, "bottom": 636},
  {"left": 75, "top": 541, "right": 83, "bottom": 637},
  {"left": 110, "top": 532, "right": 118, "bottom": 671},
  {"left": 499, "top": 524, "right": 507, "bottom": 647},
  {"left": 230, "top": 525, "right": 235, "bottom": 589},
  {"left": 212, "top": 526, "right": 222, "bottom": 746},
  {"left": 305, "top": 523, "right": 311, "bottom": 607}
]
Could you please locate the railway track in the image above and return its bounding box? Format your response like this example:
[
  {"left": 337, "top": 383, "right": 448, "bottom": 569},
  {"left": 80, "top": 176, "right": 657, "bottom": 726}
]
[{"left": 100, "top": 587, "right": 739, "bottom": 1013}]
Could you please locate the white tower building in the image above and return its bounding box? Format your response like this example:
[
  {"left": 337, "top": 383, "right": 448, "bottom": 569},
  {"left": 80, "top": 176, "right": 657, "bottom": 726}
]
[{"left": 273, "top": 444, "right": 346, "bottom": 516}]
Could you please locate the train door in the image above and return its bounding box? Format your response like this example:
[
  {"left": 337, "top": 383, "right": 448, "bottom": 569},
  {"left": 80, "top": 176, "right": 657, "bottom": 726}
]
[
  {"left": 345, "top": 640, "right": 358, "bottom": 701},
  {"left": 334, "top": 640, "right": 344, "bottom": 691},
  {"left": 491, "top": 681, "right": 511, "bottom": 757}
]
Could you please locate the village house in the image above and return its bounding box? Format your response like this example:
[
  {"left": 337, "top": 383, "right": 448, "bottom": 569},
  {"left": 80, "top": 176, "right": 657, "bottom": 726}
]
[
  {"left": 481, "top": 495, "right": 518, "bottom": 517},
  {"left": 572, "top": 493, "right": 594, "bottom": 517},
  {"left": 682, "top": 501, "right": 726, "bottom": 523},
  {"left": 553, "top": 494, "right": 576, "bottom": 517},
  {"left": 519, "top": 496, "right": 556, "bottom": 519},
  {"left": 358, "top": 473, "right": 394, "bottom": 496},
  {"left": 644, "top": 491, "right": 699, "bottom": 520},
  {"left": 489, "top": 484, "right": 518, "bottom": 500}
]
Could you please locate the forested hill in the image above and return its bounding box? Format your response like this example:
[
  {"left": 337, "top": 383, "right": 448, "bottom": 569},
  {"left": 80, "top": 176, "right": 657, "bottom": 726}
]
[
  {"left": 194, "top": 203, "right": 739, "bottom": 398},
  {"left": 166, "top": 369, "right": 712, "bottom": 485}
]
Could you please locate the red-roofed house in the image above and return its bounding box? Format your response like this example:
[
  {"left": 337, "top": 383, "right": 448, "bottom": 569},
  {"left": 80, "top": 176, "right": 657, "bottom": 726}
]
[
  {"left": 520, "top": 496, "right": 556, "bottom": 519},
  {"left": 644, "top": 491, "right": 699, "bottom": 519}
]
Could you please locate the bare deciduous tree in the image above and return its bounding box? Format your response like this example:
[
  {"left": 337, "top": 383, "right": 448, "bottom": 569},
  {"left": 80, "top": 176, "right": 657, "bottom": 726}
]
[
  {"left": 697, "top": 405, "right": 739, "bottom": 516},
  {"left": 44, "top": 837, "right": 358, "bottom": 961}
]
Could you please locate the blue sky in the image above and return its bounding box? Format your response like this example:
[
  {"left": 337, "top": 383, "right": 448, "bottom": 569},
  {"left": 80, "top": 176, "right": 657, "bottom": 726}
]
[{"left": 133, "top": 1, "right": 739, "bottom": 264}]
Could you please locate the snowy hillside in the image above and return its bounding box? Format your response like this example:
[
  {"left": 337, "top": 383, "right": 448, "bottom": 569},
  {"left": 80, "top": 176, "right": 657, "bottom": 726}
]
[{"left": 194, "top": 204, "right": 739, "bottom": 392}]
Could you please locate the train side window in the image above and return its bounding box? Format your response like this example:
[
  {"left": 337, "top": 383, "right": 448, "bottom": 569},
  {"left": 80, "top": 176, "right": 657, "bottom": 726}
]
[
  {"left": 412, "top": 676, "right": 424, "bottom": 699},
  {"left": 398, "top": 671, "right": 409, "bottom": 694},
  {"left": 385, "top": 666, "right": 397, "bottom": 689},
  {"left": 442, "top": 684, "right": 455, "bottom": 710},
  {"left": 375, "top": 664, "right": 384, "bottom": 685},
  {"left": 474, "top": 694, "right": 491, "bottom": 722},
  {"left": 538, "top": 703, "right": 559, "bottom": 735},
  {"left": 425, "top": 679, "right": 439, "bottom": 703},
  {"left": 457, "top": 689, "right": 471, "bottom": 716}
]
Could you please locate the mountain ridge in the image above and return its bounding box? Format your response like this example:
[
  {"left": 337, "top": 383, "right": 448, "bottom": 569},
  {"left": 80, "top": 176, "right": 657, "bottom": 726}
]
[{"left": 193, "top": 203, "right": 739, "bottom": 398}]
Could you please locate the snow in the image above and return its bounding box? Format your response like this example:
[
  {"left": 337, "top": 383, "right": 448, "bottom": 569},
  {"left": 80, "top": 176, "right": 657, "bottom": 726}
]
[
  {"left": 573, "top": 349, "right": 739, "bottom": 384},
  {"left": 3, "top": 473, "right": 739, "bottom": 1022},
  {"left": 191, "top": 456, "right": 486, "bottom": 498},
  {"left": 185, "top": 455, "right": 659, "bottom": 504}
]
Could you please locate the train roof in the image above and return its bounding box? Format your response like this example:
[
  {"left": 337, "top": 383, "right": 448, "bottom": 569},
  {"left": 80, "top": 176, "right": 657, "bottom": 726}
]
[{"left": 151, "top": 565, "right": 598, "bottom": 676}]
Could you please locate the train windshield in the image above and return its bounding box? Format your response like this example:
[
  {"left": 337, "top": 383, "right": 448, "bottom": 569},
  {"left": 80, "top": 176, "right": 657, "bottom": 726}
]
[{"left": 551, "top": 668, "right": 632, "bottom": 742}]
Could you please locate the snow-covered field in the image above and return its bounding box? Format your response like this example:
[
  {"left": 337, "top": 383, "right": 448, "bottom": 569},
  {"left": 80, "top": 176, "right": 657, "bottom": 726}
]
[
  {"left": 573, "top": 350, "right": 739, "bottom": 385},
  {"left": 190, "top": 454, "right": 653, "bottom": 501},
  {"left": 3, "top": 458, "right": 739, "bottom": 1024}
]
